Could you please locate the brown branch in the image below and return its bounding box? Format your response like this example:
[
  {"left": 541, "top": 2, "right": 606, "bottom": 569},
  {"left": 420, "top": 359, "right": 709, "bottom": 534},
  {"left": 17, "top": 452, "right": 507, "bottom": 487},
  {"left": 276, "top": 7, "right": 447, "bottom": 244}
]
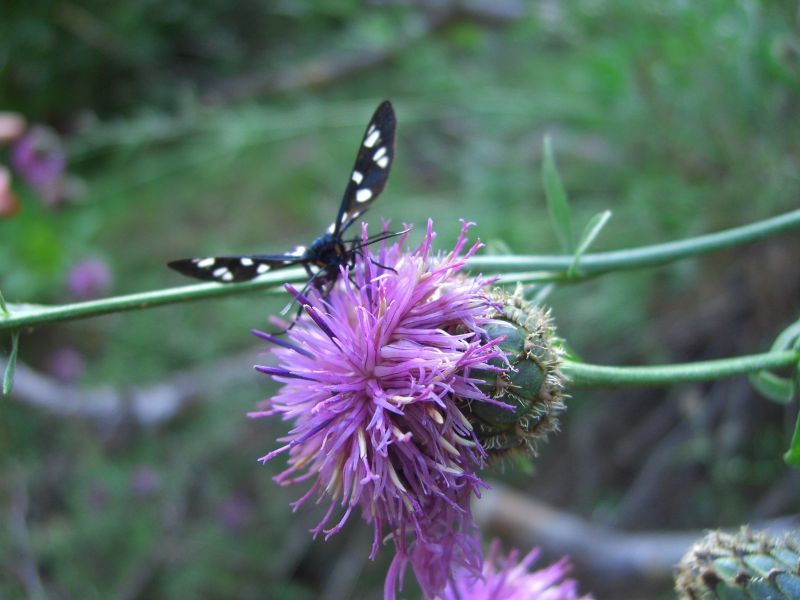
[
  {"left": 6, "top": 476, "right": 48, "bottom": 600},
  {"left": 473, "top": 482, "right": 800, "bottom": 596},
  {"left": 203, "top": 0, "right": 524, "bottom": 104},
  {"left": 1, "top": 350, "right": 258, "bottom": 430}
]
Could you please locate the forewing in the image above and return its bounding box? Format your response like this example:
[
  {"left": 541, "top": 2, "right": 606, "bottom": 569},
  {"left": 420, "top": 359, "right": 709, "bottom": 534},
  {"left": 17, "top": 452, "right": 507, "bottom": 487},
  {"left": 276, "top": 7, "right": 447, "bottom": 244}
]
[
  {"left": 331, "top": 100, "right": 396, "bottom": 237},
  {"left": 168, "top": 251, "right": 306, "bottom": 283}
]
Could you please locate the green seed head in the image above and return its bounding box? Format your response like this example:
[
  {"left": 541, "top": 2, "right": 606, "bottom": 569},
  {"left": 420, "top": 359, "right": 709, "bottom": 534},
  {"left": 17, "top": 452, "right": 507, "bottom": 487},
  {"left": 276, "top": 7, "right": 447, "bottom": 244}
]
[
  {"left": 462, "top": 286, "right": 566, "bottom": 460},
  {"left": 675, "top": 527, "right": 800, "bottom": 600}
]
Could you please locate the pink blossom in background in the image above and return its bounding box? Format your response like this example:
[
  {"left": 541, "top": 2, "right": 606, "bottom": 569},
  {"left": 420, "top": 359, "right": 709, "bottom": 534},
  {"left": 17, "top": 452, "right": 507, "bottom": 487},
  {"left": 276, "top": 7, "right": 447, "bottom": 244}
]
[
  {"left": 252, "top": 220, "right": 508, "bottom": 599},
  {"left": 66, "top": 257, "right": 113, "bottom": 300},
  {"left": 0, "top": 112, "right": 26, "bottom": 144},
  {"left": 0, "top": 166, "right": 19, "bottom": 218},
  {"left": 439, "top": 539, "right": 593, "bottom": 600}
]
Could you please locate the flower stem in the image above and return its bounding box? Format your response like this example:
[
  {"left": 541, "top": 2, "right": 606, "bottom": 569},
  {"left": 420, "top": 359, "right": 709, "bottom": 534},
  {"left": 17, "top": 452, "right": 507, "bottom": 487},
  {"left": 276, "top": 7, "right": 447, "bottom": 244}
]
[
  {"left": 468, "top": 208, "right": 800, "bottom": 279},
  {"left": 1, "top": 209, "right": 798, "bottom": 332},
  {"left": 563, "top": 350, "right": 799, "bottom": 388},
  {"left": 0, "top": 270, "right": 296, "bottom": 331}
]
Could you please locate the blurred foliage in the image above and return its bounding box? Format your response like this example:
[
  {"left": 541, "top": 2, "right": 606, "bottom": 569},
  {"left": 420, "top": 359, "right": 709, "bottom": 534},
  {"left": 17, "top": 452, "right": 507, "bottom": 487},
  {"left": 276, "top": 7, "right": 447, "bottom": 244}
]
[{"left": 2, "top": 1, "right": 800, "bottom": 598}]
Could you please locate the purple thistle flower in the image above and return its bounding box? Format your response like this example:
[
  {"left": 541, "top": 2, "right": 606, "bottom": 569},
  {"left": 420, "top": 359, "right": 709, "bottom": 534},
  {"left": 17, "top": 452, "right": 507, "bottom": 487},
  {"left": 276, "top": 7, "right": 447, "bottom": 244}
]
[
  {"left": 252, "top": 220, "right": 508, "bottom": 599},
  {"left": 11, "top": 125, "right": 66, "bottom": 202},
  {"left": 66, "top": 257, "right": 113, "bottom": 300},
  {"left": 439, "top": 539, "right": 593, "bottom": 600}
]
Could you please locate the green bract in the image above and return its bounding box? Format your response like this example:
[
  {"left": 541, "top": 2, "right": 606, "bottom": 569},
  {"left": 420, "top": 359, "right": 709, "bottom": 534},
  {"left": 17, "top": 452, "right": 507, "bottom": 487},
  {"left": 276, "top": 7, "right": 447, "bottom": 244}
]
[
  {"left": 676, "top": 528, "right": 800, "bottom": 600},
  {"left": 460, "top": 287, "right": 566, "bottom": 459}
]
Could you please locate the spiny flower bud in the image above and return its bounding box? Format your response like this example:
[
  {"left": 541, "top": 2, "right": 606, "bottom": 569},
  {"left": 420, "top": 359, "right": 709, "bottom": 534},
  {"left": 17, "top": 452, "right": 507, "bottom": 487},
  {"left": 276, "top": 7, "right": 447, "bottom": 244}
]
[
  {"left": 461, "top": 286, "right": 567, "bottom": 459},
  {"left": 675, "top": 527, "right": 800, "bottom": 600}
]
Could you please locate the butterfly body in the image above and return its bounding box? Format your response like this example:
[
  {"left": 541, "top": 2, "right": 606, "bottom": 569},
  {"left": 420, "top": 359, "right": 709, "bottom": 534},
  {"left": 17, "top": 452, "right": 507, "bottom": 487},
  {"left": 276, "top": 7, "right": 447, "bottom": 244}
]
[{"left": 168, "top": 101, "right": 396, "bottom": 290}]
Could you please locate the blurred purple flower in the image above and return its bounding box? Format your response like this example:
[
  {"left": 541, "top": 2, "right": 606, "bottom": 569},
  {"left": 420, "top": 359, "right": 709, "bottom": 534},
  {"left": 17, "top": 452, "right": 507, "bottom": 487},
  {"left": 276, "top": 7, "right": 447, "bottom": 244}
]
[
  {"left": 252, "top": 220, "right": 507, "bottom": 600},
  {"left": 439, "top": 540, "right": 592, "bottom": 600},
  {"left": 66, "top": 257, "right": 113, "bottom": 300},
  {"left": 129, "top": 467, "right": 160, "bottom": 498},
  {"left": 218, "top": 494, "right": 255, "bottom": 534},
  {"left": 11, "top": 125, "right": 66, "bottom": 202},
  {"left": 46, "top": 347, "right": 86, "bottom": 383},
  {"left": 87, "top": 482, "right": 109, "bottom": 511}
]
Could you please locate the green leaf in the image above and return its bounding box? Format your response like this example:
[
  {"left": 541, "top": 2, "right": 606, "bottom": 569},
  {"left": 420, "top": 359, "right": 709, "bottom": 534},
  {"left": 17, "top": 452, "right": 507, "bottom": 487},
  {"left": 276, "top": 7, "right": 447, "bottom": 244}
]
[
  {"left": 3, "top": 331, "right": 20, "bottom": 397},
  {"left": 771, "top": 316, "right": 800, "bottom": 352},
  {"left": 785, "top": 409, "right": 800, "bottom": 467},
  {"left": 542, "top": 135, "right": 574, "bottom": 253},
  {"left": 750, "top": 371, "right": 794, "bottom": 404},
  {"left": 528, "top": 283, "right": 555, "bottom": 306},
  {"left": 0, "top": 289, "right": 8, "bottom": 317},
  {"left": 568, "top": 210, "right": 612, "bottom": 277}
]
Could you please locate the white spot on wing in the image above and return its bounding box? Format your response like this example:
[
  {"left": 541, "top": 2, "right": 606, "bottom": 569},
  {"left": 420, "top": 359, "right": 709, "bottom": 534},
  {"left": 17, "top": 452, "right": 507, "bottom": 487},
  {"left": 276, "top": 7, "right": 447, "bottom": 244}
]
[
  {"left": 257, "top": 264, "right": 270, "bottom": 274},
  {"left": 356, "top": 189, "right": 373, "bottom": 203},
  {"left": 289, "top": 245, "right": 307, "bottom": 257},
  {"left": 376, "top": 156, "right": 389, "bottom": 169},
  {"left": 213, "top": 267, "right": 233, "bottom": 281},
  {"left": 197, "top": 258, "right": 215, "bottom": 268},
  {"left": 351, "top": 170, "right": 363, "bottom": 184},
  {"left": 373, "top": 146, "right": 387, "bottom": 161},
  {"left": 364, "top": 130, "right": 380, "bottom": 148},
  {"left": 240, "top": 258, "right": 254, "bottom": 266},
  {"left": 327, "top": 222, "right": 336, "bottom": 234}
]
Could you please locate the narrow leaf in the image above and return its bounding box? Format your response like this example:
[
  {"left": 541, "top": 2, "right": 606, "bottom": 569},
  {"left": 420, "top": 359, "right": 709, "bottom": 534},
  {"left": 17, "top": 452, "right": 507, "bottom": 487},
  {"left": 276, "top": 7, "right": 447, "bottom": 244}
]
[
  {"left": 771, "top": 316, "right": 800, "bottom": 352},
  {"left": 749, "top": 371, "right": 794, "bottom": 404},
  {"left": 542, "top": 135, "right": 575, "bottom": 253},
  {"left": 0, "top": 289, "right": 8, "bottom": 317},
  {"left": 569, "top": 210, "right": 612, "bottom": 277},
  {"left": 3, "top": 331, "right": 20, "bottom": 396},
  {"left": 784, "top": 409, "right": 800, "bottom": 467},
  {"left": 528, "top": 283, "right": 555, "bottom": 306}
]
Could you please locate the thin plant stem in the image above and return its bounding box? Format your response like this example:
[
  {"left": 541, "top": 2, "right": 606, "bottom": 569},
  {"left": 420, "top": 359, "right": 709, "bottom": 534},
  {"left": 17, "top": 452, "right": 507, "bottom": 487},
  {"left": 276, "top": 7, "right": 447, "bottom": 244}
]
[
  {"left": 564, "top": 350, "right": 798, "bottom": 388},
  {"left": 468, "top": 208, "right": 800, "bottom": 277},
  {"left": 1, "top": 209, "right": 799, "bottom": 332}
]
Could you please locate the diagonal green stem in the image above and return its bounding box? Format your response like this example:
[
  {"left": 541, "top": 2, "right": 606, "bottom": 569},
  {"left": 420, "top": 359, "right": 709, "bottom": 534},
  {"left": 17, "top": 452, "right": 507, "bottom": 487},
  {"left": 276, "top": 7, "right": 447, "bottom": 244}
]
[
  {"left": 1, "top": 209, "right": 799, "bottom": 332},
  {"left": 564, "top": 350, "right": 799, "bottom": 388},
  {"left": 468, "top": 207, "right": 800, "bottom": 278},
  {"left": 0, "top": 270, "right": 298, "bottom": 331}
]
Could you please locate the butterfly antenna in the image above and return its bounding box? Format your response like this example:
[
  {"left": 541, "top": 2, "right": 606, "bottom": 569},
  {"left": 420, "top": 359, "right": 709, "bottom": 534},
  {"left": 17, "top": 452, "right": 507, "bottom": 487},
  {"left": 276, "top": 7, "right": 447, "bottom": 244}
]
[{"left": 352, "top": 227, "right": 410, "bottom": 251}]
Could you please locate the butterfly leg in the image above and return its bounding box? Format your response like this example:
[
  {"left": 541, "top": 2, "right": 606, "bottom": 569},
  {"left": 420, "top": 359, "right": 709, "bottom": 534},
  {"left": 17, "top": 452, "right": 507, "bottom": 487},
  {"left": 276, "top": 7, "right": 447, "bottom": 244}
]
[{"left": 276, "top": 267, "right": 328, "bottom": 333}]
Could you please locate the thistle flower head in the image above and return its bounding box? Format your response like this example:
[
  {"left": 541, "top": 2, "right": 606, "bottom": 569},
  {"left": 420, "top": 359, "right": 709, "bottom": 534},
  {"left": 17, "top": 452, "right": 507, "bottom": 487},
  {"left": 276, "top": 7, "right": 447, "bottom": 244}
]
[
  {"left": 252, "top": 220, "right": 507, "bottom": 599},
  {"left": 440, "top": 539, "right": 592, "bottom": 600},
  {"left": 676, "top": 527, "right": 800, "bottom": 600},
  {"left": 11, "top": 125, "right": 65, "bottom": 191},
  {"left": 66, "top": 257, "right": 113, "bottom": 300}
]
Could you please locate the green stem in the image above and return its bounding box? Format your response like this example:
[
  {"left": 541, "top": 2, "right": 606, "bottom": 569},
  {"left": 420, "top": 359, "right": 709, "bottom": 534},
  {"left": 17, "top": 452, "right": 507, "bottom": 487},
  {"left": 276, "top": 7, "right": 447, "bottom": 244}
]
[
  {"left": 564, "top": 350, "right": 799, "bottom": 388},
  {"left": 1, "top": 209, "right": 798, "bottom": 332},
  {"left": 468, "top": 208, "right": 800, "bottom": 277},
  {"left": 0, "top": 270, "right": 298, "bottom": 331}
]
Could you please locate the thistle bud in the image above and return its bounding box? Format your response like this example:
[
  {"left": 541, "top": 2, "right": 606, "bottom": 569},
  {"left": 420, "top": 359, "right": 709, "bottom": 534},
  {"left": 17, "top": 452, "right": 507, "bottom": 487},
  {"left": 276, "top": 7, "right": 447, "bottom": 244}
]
[
  {"left": 676, "top": 528, "right": 800, "bottom": 600},
  {"left": 461, "top": 286, "right": 567, "bottom": 458}
]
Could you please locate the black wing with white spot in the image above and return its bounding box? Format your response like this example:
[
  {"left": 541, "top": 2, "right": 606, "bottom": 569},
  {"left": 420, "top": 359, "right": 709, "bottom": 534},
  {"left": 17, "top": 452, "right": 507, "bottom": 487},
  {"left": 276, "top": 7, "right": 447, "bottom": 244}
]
[
  {"left": 168, "top": 251, "right": 306, "bottom": 283},
  {"left": 331, "top": 100, "right": 396, "bottom": 237}
]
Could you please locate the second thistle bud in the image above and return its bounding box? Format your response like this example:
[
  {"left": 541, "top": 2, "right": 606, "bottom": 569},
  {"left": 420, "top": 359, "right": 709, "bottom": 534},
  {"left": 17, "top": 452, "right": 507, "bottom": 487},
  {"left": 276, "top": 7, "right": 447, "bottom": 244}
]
[
  {"left": 676, "top": 528, "right": 800, "bottom": 600},
  {"left": 462, "top": 287, "right": 567, "bottom": 458}
]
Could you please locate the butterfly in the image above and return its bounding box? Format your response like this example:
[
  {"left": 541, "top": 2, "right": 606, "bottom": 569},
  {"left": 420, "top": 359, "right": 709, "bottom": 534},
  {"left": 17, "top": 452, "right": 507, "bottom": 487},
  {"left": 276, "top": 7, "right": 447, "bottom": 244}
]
[{"left": 168, "top": 100, "right": 396, "bottom": 290}]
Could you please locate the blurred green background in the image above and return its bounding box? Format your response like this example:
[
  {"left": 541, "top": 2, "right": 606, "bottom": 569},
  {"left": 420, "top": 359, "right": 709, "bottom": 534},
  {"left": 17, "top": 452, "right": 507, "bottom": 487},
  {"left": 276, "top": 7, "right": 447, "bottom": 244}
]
[{"left": 1, "top": 1, "right": 799, "bottom": 598}]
